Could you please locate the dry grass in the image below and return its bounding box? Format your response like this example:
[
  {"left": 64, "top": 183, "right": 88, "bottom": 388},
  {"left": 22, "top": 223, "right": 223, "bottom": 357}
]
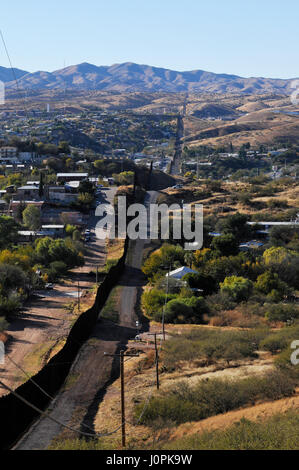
[{"left": 91, "top": 324, "right": 282, "bottom": 449}]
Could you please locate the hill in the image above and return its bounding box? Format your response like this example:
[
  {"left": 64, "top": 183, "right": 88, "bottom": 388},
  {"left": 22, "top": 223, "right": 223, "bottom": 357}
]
[
  {"left": 0, "top": 66, "right": 28, "bottom": 83},
  {"left": 2, "top": 62, "right": 298, "bottom": 94}
]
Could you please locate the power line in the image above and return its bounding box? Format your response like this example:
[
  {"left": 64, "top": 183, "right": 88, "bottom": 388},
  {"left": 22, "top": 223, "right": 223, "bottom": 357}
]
[
  {"left": 4, "top": 354, "right": 109, "bottom": 434},
  {"left": 0, "top": 378, "right": 127, "bottom": 439},
  {"left": 5, "top": 354, "right": 52, "bottom": 400},
  {"left": 0, "top": 29, "right": 29, "bottom": 120}
]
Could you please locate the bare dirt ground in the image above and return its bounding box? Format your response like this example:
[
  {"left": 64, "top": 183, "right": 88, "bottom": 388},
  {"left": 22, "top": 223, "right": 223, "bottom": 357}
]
[
  {"left": 0, "top": 187, "right": 116, "bottom": 397},
  {"left": 14, "top": 190, "right": 157, "bottom": 450}
]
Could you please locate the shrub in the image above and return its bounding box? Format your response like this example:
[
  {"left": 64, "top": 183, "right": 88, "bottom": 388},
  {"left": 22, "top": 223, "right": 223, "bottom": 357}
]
[
  {"left": 0, "top": 316, "right": 8, "bottom": 332},
  {"left": 206, "top": 292, "right": 237, "bottom": 313},
  {"left": 0, "top": 294, "right": 22, "bottom": 319},
  {"left": 163, "top": 299, "right": 194, "bottom": 323},
  {"left": 136, "top": 371, "right": 295, "bottom": 426},
  {"left": 162, "top": 328, "right": 260, "bottom": 370},
  {"left": 141, "top": 288, "right": 168, "bottom": 318},
  {"left": 260, "top": 335, "right": 288, "bottom": 354},
  {"left": 265, "top": 304, "right": 299, "bottom": 323}
]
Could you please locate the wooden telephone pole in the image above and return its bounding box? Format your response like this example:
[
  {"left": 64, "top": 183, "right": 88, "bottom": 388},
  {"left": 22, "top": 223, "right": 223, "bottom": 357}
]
[
  {"left": 146, "top": 333, "right": 163, "bottom": 390},
  {"left": 104, "top": 350, "right": 139, "bottom": 447}
]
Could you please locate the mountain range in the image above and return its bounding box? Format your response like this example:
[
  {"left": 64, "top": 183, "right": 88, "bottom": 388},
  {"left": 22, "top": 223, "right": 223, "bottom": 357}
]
[{"left": 0, "top": 62, "right": 297, "bottom": 94}]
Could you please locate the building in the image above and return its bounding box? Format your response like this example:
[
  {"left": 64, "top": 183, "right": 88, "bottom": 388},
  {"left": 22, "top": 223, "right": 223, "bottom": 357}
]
[
  {"left": 60, "top": 211, "right": 85, "bottom": 226},
  {"left": 40, "top": 225, "right": 65, "bottom": 237},
  {"left": 46, "top": 185, "right": 78, "bottom": 204},
  {"left": 56, "top": 173, "right": 88, "bottom": 183},
  {"left": 0, "top": 147, "right": 18, "bottom": 158},
  {"left": 166, "top": 266, "right": 198, "bottom": 280},
  {"left": 16, "top": 185, "right": 41, "bottom": 200}
]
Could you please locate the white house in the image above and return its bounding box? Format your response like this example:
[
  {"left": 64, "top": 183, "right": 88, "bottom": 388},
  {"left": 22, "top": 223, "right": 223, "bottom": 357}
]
[{"left": 166, "top": 266, "right": 198, "bottom": 280}]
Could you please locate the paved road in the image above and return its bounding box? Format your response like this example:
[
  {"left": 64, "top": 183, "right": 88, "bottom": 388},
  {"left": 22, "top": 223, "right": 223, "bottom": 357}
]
[
  {"left": 170, "top": 94, "right": 188, "bottom": 176},
  {"left": 119, "top": 190, "right": 158, "bottom": 327}
]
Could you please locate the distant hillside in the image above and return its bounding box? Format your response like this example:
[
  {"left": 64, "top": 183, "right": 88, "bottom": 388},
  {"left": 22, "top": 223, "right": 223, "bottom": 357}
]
[
  {"left": 2, "top": 62, "right": 297, "bottom": 94},
  {"left": 0, "top": 66, "right": 28, "bottom": 83}
]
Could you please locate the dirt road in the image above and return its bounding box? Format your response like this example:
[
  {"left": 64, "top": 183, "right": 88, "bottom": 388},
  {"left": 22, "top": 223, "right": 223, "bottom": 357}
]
[
  {"left": 0, "top": 187, "right": 116, "bottom": 397},
  {"left": 14, "top": 190, "right": 157, "bottom": 450}
]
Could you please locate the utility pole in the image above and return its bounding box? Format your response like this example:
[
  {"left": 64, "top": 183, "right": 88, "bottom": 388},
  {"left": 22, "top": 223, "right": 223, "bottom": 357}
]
[
  {"left": 104, "top": 350, "right": 139, "bottom": 447},
  {"left": 96, "top": 266, "right": 98, "bottom": 285},
  {"left": 147, "top": 332, "right": 164, "bottom": 390},
  {"left": 162, "top": 266, "right": 171, "bottom": 340},
  {"left": 77, "top": 280, "right": 80, "bottom": 312}
]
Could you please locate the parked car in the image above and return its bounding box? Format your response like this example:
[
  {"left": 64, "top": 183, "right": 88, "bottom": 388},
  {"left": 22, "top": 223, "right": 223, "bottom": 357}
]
[{"left": 45, "top": 283, "right": 54, "bottom": 290}]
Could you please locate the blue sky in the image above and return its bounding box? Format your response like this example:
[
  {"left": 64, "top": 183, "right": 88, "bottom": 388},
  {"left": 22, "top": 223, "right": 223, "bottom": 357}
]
[{"left": 0, "top": 0, "right": 298, "bottom": 78}]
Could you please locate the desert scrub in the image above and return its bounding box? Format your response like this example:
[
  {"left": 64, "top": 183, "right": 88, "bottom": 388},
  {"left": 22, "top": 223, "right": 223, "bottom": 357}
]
[
  {"left": 161, "top": 328, "right": 264, "bottom": 370},
  {"left": 261, "top": 323, "right": 299, "bottom": 355},
  {"left": 163, "top": 411, "right": 299, "bottom": 450},
  {"left": 48, "top": 437, "right": 117, "bottom": 450},
  {"left": 135, "top": 371, "right": 295, "bottom": 426}
]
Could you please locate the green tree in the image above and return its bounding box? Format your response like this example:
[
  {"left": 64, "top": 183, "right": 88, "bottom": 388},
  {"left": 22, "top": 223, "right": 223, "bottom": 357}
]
[
  {"left": 0, "top": 216, "right": 19, "bottom": 249},
  {"left": 254, "top": 271, "right": 290, "bottom": 298},
  {"left": 220, "top": 275, "right": 253, "bottom": 302},
  {"left": 221, "top": 213, "right": 251, "bottom": 241},
  {"left": 114, "top": 171, "right": 134, "bottom": 186},
  {"left": 211, "top": 233, "right": 239, "bottom": 257},
  {"left": 23, "top": 205, "right": 41, "bottom": 231}
]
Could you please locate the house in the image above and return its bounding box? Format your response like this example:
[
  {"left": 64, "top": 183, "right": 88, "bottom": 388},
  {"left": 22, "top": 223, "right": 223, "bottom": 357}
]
[
  {"left": 9, "top": 201, "right": 45, "bottom": 219},
  {"left": 0, "top": 147, "right": 18, "bottom": 159},
  {"left": 18, "top": 230, "right": 43, "bottom": 243},
  {"left": 0, "top": 199, "right": 8, "bottom": 213},
  {"left": 239, "top": 240, "right": 264, "bottom": 251},
  {"left": 40, "top": 225, "right": 65, "bottom": 237},
  {"left": 46, "top": 185, "right": 78, "bottom": 204},
  {"left": 60, "top": 211, "right": 85, "bottom": 226},
  {"left": 166, "top": 266, "right": 198, "bottom": 280},
  {"left": 16, "top": 185, "right": 41, "bottom": 201},
  {"left": 248, "top": 218, "right": 299, "bottom": 234},
  {"left": 56, "top": 173, "right": 88, "bottom": 183}
]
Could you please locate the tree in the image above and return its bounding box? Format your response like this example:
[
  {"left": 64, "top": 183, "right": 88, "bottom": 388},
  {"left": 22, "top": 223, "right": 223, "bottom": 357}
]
[
  {"left": 211, "top": 233, "right": 239, "bottom": 257},
  {"left": 220, "top": 275, "right": 253, "bottom": 302},
  {"left": 76, "top": 192, "right": 94, "bottom": 211},
  {"left": 94, "top": 159, "right": 105, "bottom": 174},
  {"left": 114, "top": 171, "right": 134, "bottom": 186},
  {"left": 58, "top": 141, "right": 70, "bottom": 154},
  {"left": 141, "top": 288, "right": 167, "bottom": 317},
  {"left": 269, "top": 226, "right": 299, "bottom": 247},
  {"left": 39, "top": 172, "right": 44, "bottom": 198},
  {"left": 184, "top": 272, "right": 217, "bottom": 295},
  {"left": 78, "top": 180, "right": 94, "bottom": 195},
  {"left": 184, "top": 252, "right": 195, "bottom": 268},
  {"left": 263, "top": 246, "right": 294, "bottom": 266},
  {"left": 23, "top": 205, "right": 41, "bottom": 231},
  {"left": 35, "top": 237, "right": 84, "bottom": 269},
  {"left": 0, "top": 216, "right": 19, "bottom": 249},
  {"left": 254, "top": 271, "right": 290, "bottom": 299},
  {"left": 164, "top": 299, "right": 194, "bottom": 323},
  {"left": 0, "top": 264, "right": 27, "bottom": 297},
  {"left": 221, "top": 213, "right": 251, "bottom": 241}
]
